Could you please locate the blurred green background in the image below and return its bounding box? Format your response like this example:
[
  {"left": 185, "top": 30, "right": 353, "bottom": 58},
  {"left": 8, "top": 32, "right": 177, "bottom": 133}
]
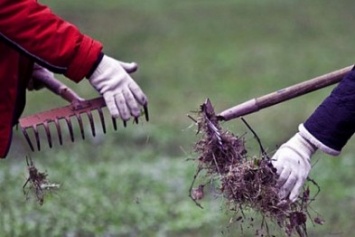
[{"left": 2, "top": 0, "right": 355, "bottom": 236}]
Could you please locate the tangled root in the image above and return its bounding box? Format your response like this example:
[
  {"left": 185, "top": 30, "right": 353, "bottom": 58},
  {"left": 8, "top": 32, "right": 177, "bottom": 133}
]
[{"left": 188, "top": 99, "right": 323, "bottom": 237}]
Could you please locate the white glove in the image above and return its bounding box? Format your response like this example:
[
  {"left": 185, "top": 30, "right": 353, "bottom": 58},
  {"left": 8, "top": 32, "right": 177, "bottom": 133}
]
[
  {"left": 28, "top": 63, "right": 54, "bottom": 90},
  {"left": 88, "top": 55, "right": 148, "bottom": 121},
  {"left": 271, "top": 133, "right": 316, "bottom": 202}
]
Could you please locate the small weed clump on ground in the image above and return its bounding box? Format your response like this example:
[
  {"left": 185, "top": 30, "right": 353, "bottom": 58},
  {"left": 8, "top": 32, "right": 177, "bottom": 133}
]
[{"left": 23, "top": 156, "right": 60, "bottom": 205}]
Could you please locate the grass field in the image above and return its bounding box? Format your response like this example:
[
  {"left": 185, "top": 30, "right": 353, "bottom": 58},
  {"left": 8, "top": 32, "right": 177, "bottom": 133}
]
[{"left": 2, "top": 0, "right": 355, "bottom": 236}]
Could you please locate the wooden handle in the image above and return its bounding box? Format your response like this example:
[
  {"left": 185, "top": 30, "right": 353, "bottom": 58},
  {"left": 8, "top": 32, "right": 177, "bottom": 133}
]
[
  {"left": 218, "top": 65, "right": 354, "bottom": 121},
  {"left": 36, "top": 76, "right": 85, "bottom": 104}
]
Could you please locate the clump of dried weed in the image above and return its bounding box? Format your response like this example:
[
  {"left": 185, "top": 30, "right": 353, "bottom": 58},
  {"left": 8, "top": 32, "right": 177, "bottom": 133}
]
[
  {"left": 23, "top": 156, "right": 60, "bottom": 205},
  {"left": 188, "top": 99, "right": 322, "bottom": 237}
]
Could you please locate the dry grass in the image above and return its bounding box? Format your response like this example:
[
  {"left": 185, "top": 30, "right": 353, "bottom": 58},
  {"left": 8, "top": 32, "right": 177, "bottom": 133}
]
[{"left": 188, "top": 99, "right": 323, "bottom": 237}]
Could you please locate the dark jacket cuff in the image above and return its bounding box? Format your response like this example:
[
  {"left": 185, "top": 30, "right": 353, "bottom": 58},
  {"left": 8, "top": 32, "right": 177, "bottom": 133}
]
[{"left": 304, "top": 66, "right": 355, "bottom": 152}]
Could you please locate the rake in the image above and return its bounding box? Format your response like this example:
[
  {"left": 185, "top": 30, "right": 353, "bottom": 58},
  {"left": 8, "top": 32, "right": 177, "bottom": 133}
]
[
  {"left": 217, "top": 65, "right": 354, "bottom": 121},
  {"left": 19, "top": 75, "right": 149, "bottom": 152}
]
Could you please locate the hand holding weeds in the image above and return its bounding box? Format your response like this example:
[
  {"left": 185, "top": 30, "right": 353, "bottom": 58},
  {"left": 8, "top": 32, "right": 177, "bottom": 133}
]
[
  {"left": 189, "top": 99, "right": 323, "bottom": 237},
  {"left": 271, "top": 133, "right": 316, "bottom": 202}
]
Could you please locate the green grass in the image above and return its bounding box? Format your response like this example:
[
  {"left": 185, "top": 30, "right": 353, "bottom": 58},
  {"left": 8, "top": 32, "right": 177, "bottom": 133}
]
[{"left": 2, "top": 0, "right": 355, "bottom": 236}]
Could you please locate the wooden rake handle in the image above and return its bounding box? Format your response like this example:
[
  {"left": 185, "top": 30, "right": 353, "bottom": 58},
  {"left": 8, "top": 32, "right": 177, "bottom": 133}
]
[
  {"left": 218, "top": 65, "right": 354, "bottom": 121},
  {"left": 35, "top": 75, "right": 86, "bottom": 107}
]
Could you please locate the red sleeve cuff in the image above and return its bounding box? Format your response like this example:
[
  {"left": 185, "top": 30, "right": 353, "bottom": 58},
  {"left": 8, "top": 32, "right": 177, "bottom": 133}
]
[{"left": 65, "top": 35, "right": 103, "bottom": 82}]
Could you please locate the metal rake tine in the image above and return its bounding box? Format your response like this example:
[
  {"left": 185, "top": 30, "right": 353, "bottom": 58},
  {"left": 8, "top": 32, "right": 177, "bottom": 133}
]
[
  {"left": 97, "top": 107, "right": 106, "bottom": 134},
  {"left": 112, "top": 117, "right": 117, "bottom": 131},
  {"left": 54, "top": 119, "right": 63, "bottom": 145},
  {"left": 144, "top": 105, "right": 149, "bottom": 121},
  {"left": 43, "top": 122, "right": 52, "bottom": 148},
  {"left": 86, "top": 110, "right": 96, "bottom": 137},
  {"left": 33, "top": 125, "right": 41, "bottom": 151},
  {"left": 64, "top": 117, "right": 74, "bottom": 142},
  {"left": 123, "top": 120, "right": 127, "bottom": 128},
  {"left": 134, "top": 117, "right": 139, "bottom": 124},
  {"left": 75, "top": 113, "right": 85, "bottom": 140},
  {"left": 21, "top": 127, "right": 34, "bottom": 152}
]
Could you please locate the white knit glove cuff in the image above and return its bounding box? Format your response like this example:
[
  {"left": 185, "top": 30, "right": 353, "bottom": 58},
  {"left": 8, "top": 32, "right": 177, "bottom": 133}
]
[{"left": 299, "top": 124, "right": 340, "bottom": 156}]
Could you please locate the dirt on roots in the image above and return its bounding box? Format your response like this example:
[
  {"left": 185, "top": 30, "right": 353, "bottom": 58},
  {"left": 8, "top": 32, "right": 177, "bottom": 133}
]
[
  {"left": 188, "top": 99, "right": 323, "bottom": 237},
  {"left": 23, "top": 155, "right": 60, "bottom": 205}
]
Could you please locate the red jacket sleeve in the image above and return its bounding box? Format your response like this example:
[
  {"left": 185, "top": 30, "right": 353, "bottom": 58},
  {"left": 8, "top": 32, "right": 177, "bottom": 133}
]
[{"left": 0, "top": 0, "right": 103, "bottom": 82}]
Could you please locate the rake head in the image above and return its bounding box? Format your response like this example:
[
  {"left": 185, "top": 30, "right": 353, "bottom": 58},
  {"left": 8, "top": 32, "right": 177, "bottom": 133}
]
[{"left": 19, "top": 97, "right": 149, "bottom": 152}]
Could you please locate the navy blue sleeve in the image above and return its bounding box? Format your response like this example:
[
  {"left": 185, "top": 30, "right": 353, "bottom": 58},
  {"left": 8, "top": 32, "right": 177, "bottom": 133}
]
[{"left": 304, "top": 66, "right": 355, "bottom": 151}]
